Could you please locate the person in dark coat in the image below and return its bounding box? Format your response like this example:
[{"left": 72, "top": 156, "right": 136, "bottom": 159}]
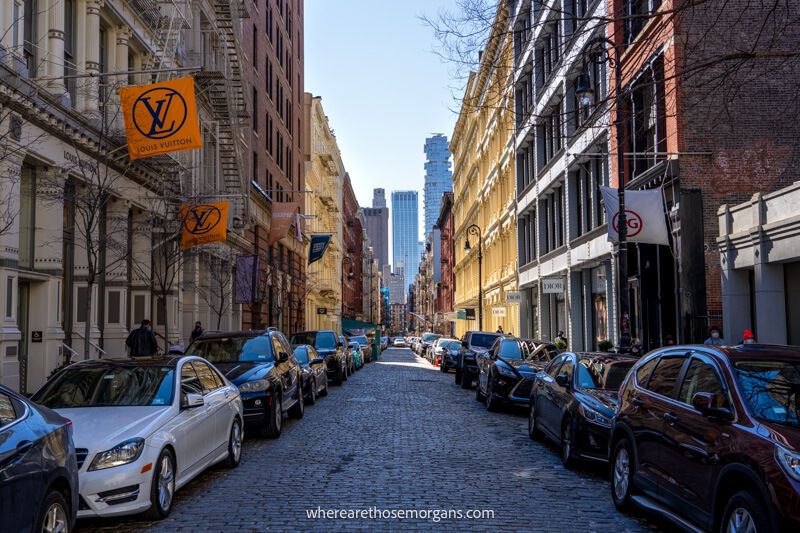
[
  {"left": 126, "top": 319, "right": 159, "bottom": 357},
  {"left": 190, "top": 322, "right": 204, "bottom": 343}
]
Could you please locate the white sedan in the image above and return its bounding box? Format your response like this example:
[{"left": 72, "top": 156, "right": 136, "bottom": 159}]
[
  {"left": 32, "top": 355, "right": 243, "bottom": 520},
  {"left": 393, "top": 338, "right": 406, "bottom": 347}
]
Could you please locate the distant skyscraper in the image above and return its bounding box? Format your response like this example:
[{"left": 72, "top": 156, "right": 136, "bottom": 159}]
[
  {"left": 392, "top": 190, "right": 420, "bottom": 291},
  {"left": 423, "top": 134, "right": 453, "bottom": 237},
  {"left": 364, "top": 188, "right": 389, "bottom": 268}
]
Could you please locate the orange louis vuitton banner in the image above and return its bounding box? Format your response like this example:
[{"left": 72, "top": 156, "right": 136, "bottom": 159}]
[
  {"left": 179, "top": 202, "right": 229, "bottom": 249},
  {"left": 120, "top": 76, "right": 202, "bottom": 160}
]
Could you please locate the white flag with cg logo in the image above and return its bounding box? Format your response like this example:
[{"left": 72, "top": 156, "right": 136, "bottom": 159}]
[{"left": 600, "top": 187, "right": 669, "bottom": 245}]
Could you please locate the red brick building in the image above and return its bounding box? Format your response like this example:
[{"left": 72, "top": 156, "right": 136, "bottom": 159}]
[
  {"left": 342, "top": 175, "right": 363, "bottom": 319},
  {"left": 606, "top": 0, "right": 800, "bottom": 346},
  {"left": 435, "top": 192, "right": 455, "bottom": 335},
  {"left": 241, "top": 0, "right": 306, "bottom": 334}
]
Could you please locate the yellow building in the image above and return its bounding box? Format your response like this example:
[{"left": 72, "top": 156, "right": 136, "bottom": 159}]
[
  {"left": 451, "top": 4, "right": 518, "bottom": 337},
  {"left": 303, "top": 94, "right": 345, "bottom": 331}
]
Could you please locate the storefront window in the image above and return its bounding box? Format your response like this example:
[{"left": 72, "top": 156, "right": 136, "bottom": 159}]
[{"left": 591, "top": 266, "right": 608, "bottom": 348}]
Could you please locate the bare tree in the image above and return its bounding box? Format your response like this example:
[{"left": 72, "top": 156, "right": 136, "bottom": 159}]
[{"left": 195, "top": 247, "right": 236, "bottom": 331}]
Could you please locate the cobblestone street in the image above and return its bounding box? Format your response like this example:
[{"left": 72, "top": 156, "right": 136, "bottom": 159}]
[{"left": 78, "top": 348, "right": 659, "bottom": 532}]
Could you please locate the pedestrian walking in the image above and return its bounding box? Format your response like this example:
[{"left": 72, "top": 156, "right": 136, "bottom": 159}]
[
  {"left": 126, "top": 319, "right": 159, "bottom": 357},
  {"left": 496, "top": 325, "right": 504, "bottom": 334},
  {"left": 190, "top": 321, "right": 204, "bottom": 342},
  {"left": 704, "top": 326, "right": 726, "bottom": 345}
]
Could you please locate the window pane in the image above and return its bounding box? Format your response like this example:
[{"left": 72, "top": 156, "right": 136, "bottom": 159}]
[
  {"left": 108, "top": 291, "right": 121, "bottom": 324},
  {"left": 133, "top": 294, "right": 145, "bottom": 325},
  {"left": 0, "top": 392, "right": 18, "bottom": 426},
  {"left": 646, "top": 356, "right": 686, "bottom": 397},
  {"left": 76, "top": 287, "right": 88, "bottom": 323},
  {"left": 5, "top": 277, "right": 13, "bottom": 318},
  {"left": 679, "top": 359, "right": 725, "bottom": 405}
]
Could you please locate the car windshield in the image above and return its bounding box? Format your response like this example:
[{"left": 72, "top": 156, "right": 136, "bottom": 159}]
[
  {"left": 498, "top": 340, "right": 523, "bottom": 360},
  {"left": 352, "top": 336, "right": 369, "bottom": 346},
  {"left": 471, "top": 333, "right": 499, "bottom": 348},
  {"left": 34, "top": 365, "right": 175, "bottom": 408},
  {"left": 734, "top": 360, "right": 800, "bottom": 428},
  {"left": 348, "top": 343, "right": 360, "bottom": 350},
  {"left": 188, "top": 336, "right": 274, "bottom": 363},
  {"left": 576, "top": 358, "right": 635, "bottom": 390},
  {"left": 445, "top": 341, "right": 461, "bottom": 351},
  {"left": 423, "top": 333, "right": 441, "bottom": 343},
  {"left": 293, "top": 347, "right": 309, "bottom": 365}
]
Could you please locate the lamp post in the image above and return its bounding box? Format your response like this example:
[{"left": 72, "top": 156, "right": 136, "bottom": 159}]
[
  {"left": 341, "top": 256, "right": 354, "bottom": 320},
  {"left": 464, "top": 224, "right": 483, "bottom": 331},
  {"left": 575, "top": 37, "right": 629, "bottom": 344}
]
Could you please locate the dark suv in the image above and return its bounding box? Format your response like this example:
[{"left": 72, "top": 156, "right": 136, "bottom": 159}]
[
  {"left": 455, "top": 331, "right": 503, "bottom": 389},
  {"left": 610, "top": 344, "right": 800, "bottom": 532},
  {"left": 290, "top": 331, "right": 348, "bottom": 385},
  {"left": 186, "top": 330, "right": 303, "bottom": 438}
]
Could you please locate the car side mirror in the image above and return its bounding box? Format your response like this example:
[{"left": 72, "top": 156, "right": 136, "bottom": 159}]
[
  {"left": 691, "top": 392, "right": 733, "bottom": 421},
  {"left": 278, "top": 351, "right": 289, "bottom": 363},
  {"left": 181, "top": 392, "right": 204, "bottom": 409},
  {"left": 461, "top": 340, "right": 468, "bottom": 349},
  {"left": 555, "top": 373, "right": 570, "bottom": 388},
  {"left": 310, "top": 357, "right": 325, "bottom": 365}
]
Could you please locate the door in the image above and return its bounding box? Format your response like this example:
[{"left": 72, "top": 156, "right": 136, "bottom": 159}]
[
  {"left": 0, "top": 393, "right": 44, "bottom": 530},
  {"left": 191, "top": 361, "right": 230, "bottom": 454},
  {"left": 17, "top": 282, "right": 30, "bottom": 394},
  {"left": 631, "top": 353, "right": 689, "bottom": 495},
  {"left": 658, "top": 354, "right": 728, "bottom": 524},
  {"left": 534, "top": 355, "right": 564, "bottom": 439},
  {"left": 272, "top": 334, "right": 296, "bottom": 409},
  {"left": 479, "top": 340, "right": 499, "bottom": 393},
  {"left": 547, "top": 355, "right": 574, "bottom": 435},
  {"left": 172, "top": 362, "right": 212, "bottom": 475}
]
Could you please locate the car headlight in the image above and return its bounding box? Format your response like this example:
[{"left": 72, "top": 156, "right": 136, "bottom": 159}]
[
  {"left": 496, "top": 364, "right": 517, "bottom": 378},
  {"left": 776, "top": 444, "right": 800, "bottom": 481},
  {"left": 578, "top": 403, "right": 612, "bottom": 428},
  {"left": 88, "top": 438, "right": 145, "bottom": 471},
  {"left": 238, "top": 379, "right": 270, "bottom": 393}
]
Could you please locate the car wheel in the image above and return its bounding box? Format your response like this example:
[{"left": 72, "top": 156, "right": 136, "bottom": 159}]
[
  {"left": 307, "top": 379, "right": 317, "bottom": 405},
  {"left": 720, "top": 490, "right": 770, "bottom": 533},
  {"left": 561, "top": 418, "right": 576, "bottom": 468},
  {"left": 611, "top": 438, "right": 635, "bottom": 511},
  {"left": 224, "top": 418, "right": 243, "bottom": 468},
  {"left": 37, "top": 490, "right": 70, "bottom": 533},
  {"left": 475, "top": 379, "right": 485, "bottom": 402},
  {"left": 320, "top": 376, "right": 329, "bottom": 396},
  {"left": 485, "top": 378, "right": 499, "bottom": 412},
  {"left": 260, "top": 393, "right": 282, "bottom": 438},
  {"left": 461, "top": 369, "right": 472, "bottom": 389},
  {"left": 288, "top": 383, "right": 304, "bottom": 419},
  {"left": 144, "top": 448, "right": 175, "bottom": 520},
  {"left": 343, "top": 363, "right": 349, "bottom": 381},
  {"left": 440, "top": 360, "right": 447, "bottom": 373},
  {"left": 454, "top": 365, "right": 462, "bottom": 385},
  {"left": 528, "top": 400, "right": 543, "bottom": 441}
]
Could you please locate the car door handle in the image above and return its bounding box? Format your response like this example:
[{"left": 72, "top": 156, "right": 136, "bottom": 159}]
[
  {"left": 16, "top": 440, "right": 33, "bottom": 455},
  {"left": 631, "top": 397, "right": 644, "bottom": 408},
  {"left": 663, "top": 412, "right": 678, "bottom": 424}
]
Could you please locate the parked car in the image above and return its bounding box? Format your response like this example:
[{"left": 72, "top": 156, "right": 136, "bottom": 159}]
[
  {"left": 1, "top": 385, "right": 78, "bottom": 533},
  {"left": 476, "top": 337, "right": 556, "bottom": 410},
  {"left": 340, "top": 335, "right": 356, "bottom": 375},
  {"left": 187, "top": 330, "right": 304, "bottom": 438},
  {"left": 528, "top": 352, "right": 637, "bottom": 467},
  {"left": 439, "top": 339, "right": 463, "bottom": 372},
  {"left": 420, "top": 333, "right": 442, "bottom": 359},
  {"left": 380, "top": 336, "right": 389, "bottom": 350},
  {"left": 348, "top": 341, "right": 364, "bottom": 370},
  {"left": 610, "top": 344, "right": 800, "bottom": 532},
  {"left": 393, "top": 338, "right": 407, "bottom": 348},
  {"left": 290, "top": 331, "right": 348, "bottom": 385},
  {"left": 351, "top": 335, "right": 371, "bottom": 364},
  {"left": 455, "top": 331, "right": 503, "bottom": 388},
  {"left": 292, "top": 345, "right": 329, "bottom": 404},
  {"left": 32, "top": 356, "right": 243, "bottom": 520},
  {"left": 431, "top": 338, "right": 459, "bottom": 366}
]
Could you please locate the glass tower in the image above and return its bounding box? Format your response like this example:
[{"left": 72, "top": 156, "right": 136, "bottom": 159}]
[
  {"left": 391, "top": 190, "right": 420, "bottom": 292},
  {"left": 423, "top": 134, "right": 453, "bottom": 237}
]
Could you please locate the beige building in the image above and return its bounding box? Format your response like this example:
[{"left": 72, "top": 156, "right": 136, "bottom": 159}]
[
  {"left": 451, "top": 3, "right": 518, "bottom": 337},
  {"left": 0, "top": 0, "right": 250, "bottom": 392},
  {"left": 302, "top": 94, "right": 345, "bottom": 332}
]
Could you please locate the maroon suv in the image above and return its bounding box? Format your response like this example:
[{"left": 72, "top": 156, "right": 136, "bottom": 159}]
[{"left": 610, "top": 344, "right": 800, "bottom": 532}]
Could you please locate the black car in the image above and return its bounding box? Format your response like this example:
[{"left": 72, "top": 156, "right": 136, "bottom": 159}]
[
  {"left": 290, "top": 331, "right": 348, "bottom": 385},
  {"left": 0, "top": 385, "right": 78, "bottom": 533},
  {"left": 186, "top": 330, "right": 304, "bottom": 438},
  {"left": 475, "top": 337, "right": 557, "bottom": 410},
  {"left": 455, "top": 331, "right": 504, "bottom": 389},
  {"left": 528, "top": 352, "right": 637, "bottom": 467},
  {"left": 439, "top": 339, "right": 463, "bottom": 372},
  {"left": 340, "top": 335, "right": 356, "bottom": 374},
  {"left": 293, "top": 344, "right": 329, "bottom": 404}
]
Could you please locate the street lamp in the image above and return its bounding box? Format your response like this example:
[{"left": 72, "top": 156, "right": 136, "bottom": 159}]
[
  {"left": 464, "top": 223, "right": 483, "bottom": 331},
  {"left": 576, "top": 36, "right": 630, "bottom": 344}
]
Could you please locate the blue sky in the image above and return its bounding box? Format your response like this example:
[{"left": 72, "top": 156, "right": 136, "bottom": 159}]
[{"left": 305, "top": 0, "right": 459, "bottom": 248}]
